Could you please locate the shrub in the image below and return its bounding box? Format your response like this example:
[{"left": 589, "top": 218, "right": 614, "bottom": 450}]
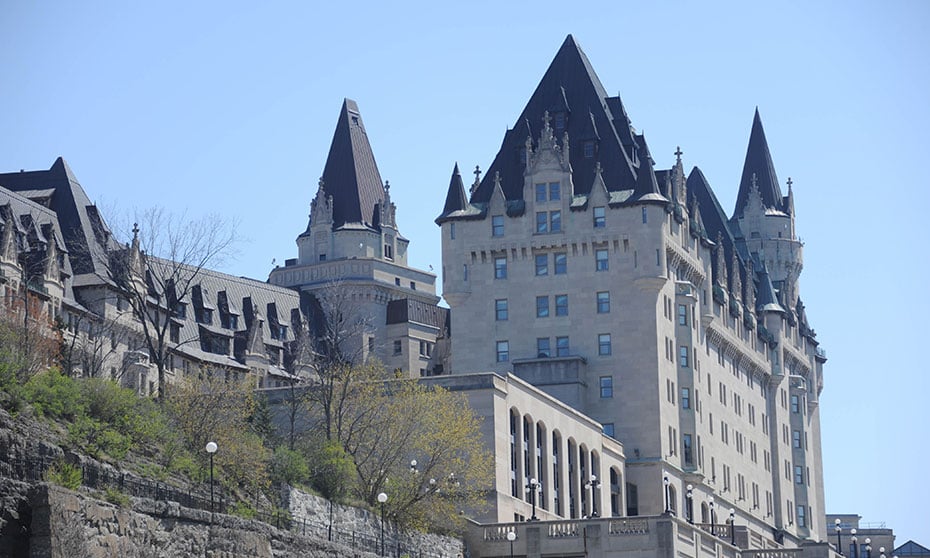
[
  {"left": 269, "top": 446, "right": 309, "bottom": 486},
  {"left": 23, "top": 369, "right": 83, "bottom": 420},
  {"left": 307, "top": 439, "right": 355, "bottom": 501},
  {"left": 228, "top": 501, "right": 256, "bottom": 519},
  {"left": 45, "top": 459, "right": 82, "bottom": 490},
  {"left": 104, "top": 487, "right": 130, "bottom": 507}
]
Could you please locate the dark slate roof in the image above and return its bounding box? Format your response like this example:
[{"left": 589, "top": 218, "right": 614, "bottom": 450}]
[
  {"left": 754, "top": 262, "right": 784, "bottom": 313},
  {"left": 631, "top": 148, "right": 668, "bottom": 205},
  {"left": 688, "top": 167, "right": 738, "bottom": 264},
  {"left": 386, "top": 298, "right": 448, "bottom": 329},
  {"left": 320, "top": 99, "right": 385, "bottom": 231},
  {"left": 733, "top": 109, "right": 784, "bottom": 217},
  {"left": 470, "top": 35, "right": 640, "bottom": 203},
  {"left": 436, "top": 163, "right": 483, "bottom": 224},
  {"left": 0, "top": 157, "right": 114, "bottom": 277}
]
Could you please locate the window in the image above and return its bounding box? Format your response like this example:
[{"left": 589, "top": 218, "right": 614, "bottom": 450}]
[
  {"left": 681, "top": 388, "right": 691, "bottom": 409},
  {"left": 555, "top": 294, "right": 568, "bottom": 316},
  {"left": 495, "top": 299, "right": 508, "bottom": 321},
  {"left": 535, "top": 183, "right": 547, "bottom": 202},
  {"left": 793, "top": 430, "right": 801, "bottom": 449},
  {"left": 600, "top": 376, "right": 613, "bottom": 398},
  {"left": 550, "top": 210, "right": 561, "bottom": 232},
  {"left": 419, "top": 340, "right": 432, "bottom": 357},
  {"left": 593, "top": 206, "right": 605, "bottom": 227},
  {"left": 368, "top": 337, "right": 375, "bottom": 353},
  {"left": 791, "top": 394, "right": 800, "bottom": 413},
  {"left": 642, "top": 207, "right": 648, "bottom": 224},
  {"left": 170, "top": 323, "right": 180, "bottom": 344},
  {"left": 491, "top": 215, "right": 504, "bottom": 237},
  {"left": 549, "top": 182, "right": 560, "bottom": 201},
  {"left": 598, "top": 334, "right": 612, "bottom": 355},
  {"left": 603, "top": 423, "right": 615, "bottom": 438},
  {"left": 556, "top": 336, "right": 570, "bottom": 357},
  {"left": 496, "top": 341, "right": 510, "bottom": 362},
  {"left": 597, "top": 291, "right": 610, "bottom": 313},
  {"left": 678, "top": 304, "right": 687, "bottom": 326},
  {"left": 683, "top": 434, "right": 693, "bottom": 464},
  {"left": 319, "top": 254, "right": 326, "bottom": 261},
  {"left": 494, "top": 257, "right": 507, "bottom": 279},
  {"left": 395, "top": 277, "right": 401, "bottom": 286},
  {"left": 797, "top": 505, "right": 806, "bottom": 528},
  {"left": 410, "top": 281, "right": 416, "bottom": 290},
  {"left": 584, "top": 141, "right": 595, "bottom": 158},
  {"left": 595, "top": 249, "right": 609, "bottom": 271},
  {"left": 536, "top": 212, "right": 548, "bottom": 233},
  {"left": 536, "top": 296, "right": 549, "bottom": 318},
  {"left": 384, "top": 242, "right": 394, "bottom": 259},
  {"left": 794, "top": 465, "right": 803, "bottom": 484},
  {"left": 537, "top": 338, "right": 551, "bottom": 358},
  {"left": 679, "top": 346, "right": 689, "bottom": 368},
  {"left": 393, "top": 340, "right": 402, "bottom": 355},
  {"left": 535, "top": 254, "right": 548, "bottom": 276},
  {"left": 554, "top": 113, "right": 565, "bottom": 131},
  {"left": 450, "top": 222, "right": 455, "bottom": 239},
  {"left": 554, "top": 252, "right": 567, "bottom": 274}
]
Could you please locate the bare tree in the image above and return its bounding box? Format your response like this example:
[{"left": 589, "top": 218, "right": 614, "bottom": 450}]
[{"left": 106, "top": 208, "right": 238, "bottom": 400}]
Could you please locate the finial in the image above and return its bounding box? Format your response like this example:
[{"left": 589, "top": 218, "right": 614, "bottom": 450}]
[
  {"left": 542, "top": 110, "right": 552, "bottom": 130},
  {"left": 595, "top": 161, "right": 602, "bottom": 176},
  {"left": 474, "top": 165, "right": 482, "bottom": 185},
  {"left": 384, "top": 180, "right": 390, "bottom": 193},
  {"left": 786, "top": 177, "right": 793, "bottom": 190},
  {"left": 318, "top": 176, "right": 324, "bottom": 189},
  {"left": 751, "top": 173, "right": 758, "bottom": 190},
  {"left": 132, "top": 222, "right": 139, "bottom": 239},
  {"left": 494, "top": 171, "right": 501, "bottom": 188},
  {"left": 674, "top": 146, "right": 683, "bottom": 163}
]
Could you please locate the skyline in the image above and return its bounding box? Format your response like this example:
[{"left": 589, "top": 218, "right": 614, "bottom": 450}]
[{"left": 2, "top": 1, "right": 927, "bottom": 545}]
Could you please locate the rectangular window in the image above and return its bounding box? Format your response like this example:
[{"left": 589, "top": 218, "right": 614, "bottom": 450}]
[
  {"left": 536, "top": 296, "right": 549, "bottom": 318},
  {"left": 556, "top": 336, "right": 570, "bottom": 357},
  {"left": 679, "top": 346, "right": 689, "bottom": 368},
  {"left": 496, "top": 341, "right": 510, "bottom": 362},
  {"left": 597, "top": 291, "right": 610, "bottom": 313},
  {"left": 450, "top": 222, "right": 455, "bottom": 239},
  {"left": 368, "top": 336, "right": 375, "bottom": 353},
  {"left": 678, "top": 304, "right": 687, "bottom": 326},
  {"left": 794, "top": 465, "right": 803, "bottom": 484},
  {"left": 603, "top": 423, "right": 615, "bottom": 438},
  {"left": 492, "top": 215, "right": 504, "bottom": 237},
  {"left": 593, "top": 206, "right": 605, "bottom": 228},
  {"left": 555, "top": 294, "right": 568, "bottom": 316},
  {"left": 595, "top": 249, "right": 609, "bottom": 271},
  {"left": 797, "top": 505, "right": 806, "bottom": 528},
  {"left": 535, "top": 254, "right": 548, "bottom": 276},
  {"left": 642, "top": 206, "right": 648, "bottom": 224},
  {"left": 494, "top": 257, "right": 507, "bottom": 279},
  {"left": 683, "top": 434, "right": 693, "bottom": 465},
  {"left": 536, "top": 212, "right": 548, "bottom": 233},
  {"left": 535, "top": 183, "right": 547, "bottom": 202},
  {"left": 537, "top": 337, "right": 551, "bottom": 358},
  {"left": 600, "top": 376, "right": 613, "bottom": 398},
  {"left": 681, "top": 387, "right": 690, "bottom": 409},
  {"left": 550, "top": 210, "right": 561, "bottom": 232},
  {"left": 584, "top": 141, "right": 595, "bottom": 158},
  {"left": 793, "top": 430, "right": 802, "bottom": 449},
  {"left": 495, "top": 299, "right": 508, "bottom": 321},
  {"left": 393, "top": 340, "right": 402, "bottom": 355},
  {"left": 554, "top": 252, "right": 567, "bottom": 274},
  {"left": 791, "top": 394, "right": 800, "bottom": 413},
  {"left": 549, "top": 182, "right": 560, "bottom": 201},
  {"left": 598, "top": 333, "right": 611, "bottom": 355}
]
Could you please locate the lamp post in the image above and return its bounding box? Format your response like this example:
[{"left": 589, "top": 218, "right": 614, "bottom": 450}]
[
  {"left": 851, "top": 530, "right": 858, "bottom": 558},
  {"left": 507, "top": 530, "right": 516, "bottom": 558},
  {"left": 663, "top": 473, "right": 670, "bottom": 514},
  {"left": 686, "top": 484, "right": 694, "bottom": 524},
  {"left": 205, "top": 441, "right": 217, "bottom": 518},
  {"left": 525, "top": 478, "right": 540, "bottom": 520},
  {"left": 377, "top": 492, "right": 388, "bottom": 556},
  {"left": 585, "top": 475, "right": 601, "bottom": 517},
  {"left": 866, "top": 538, "right": 872, "bottom": 558},
  {"left": 880, "top": 547, "right": 886, "bottom": 558},
  {"left": 410, "top": 459, "right": 418, "bottom": 474},
  {"left": 729, "top": 508, "right": 736, "bottom": 546},
  {"left": 836, "top": 518, "right": 843, "bottom": 556},
  {"left": 709, "top": 497, "right": 716, "bottom": 534}
]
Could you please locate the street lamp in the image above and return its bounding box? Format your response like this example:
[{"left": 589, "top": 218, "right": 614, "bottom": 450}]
[
  {"left": 205, "top": 441, "right": 218, "bottom": 518},
  {"left": 851, "top": 530, "right": 858, "bottom": 558},
  {"left": 729, "top": 508, "right": 736, "bottom": 545},
  {"left": 585, "top": 475, "right": 601, "bottom": 517},
  {"left": 709, "top": 496, "right": 716, "bottom": 534},
  {"left": 685, "top": 484, "right": 694, "bottom": 524},
  {"left": 525, "top": 478, "right": 540, "bottom": 520},
  {"left": 866, "top": 538, "right": 872, "bottom": 558},
  {"left": 377, "top": 492, "right": 388, "bottom": 556},
  {"left": 663, "top": 473, "right": 670, "bottom": 514},
  {"left": 507, "top": 530, "right": 516, "bottom": 558},
  {"left": 836, "top": 519, "right": 844, "bottom": 556},
  {"left": 880, "top": 547, "right": 886, "bottom": 558},
  {"left": 410, "top": 459, "right": 418, "bottom": 474}
]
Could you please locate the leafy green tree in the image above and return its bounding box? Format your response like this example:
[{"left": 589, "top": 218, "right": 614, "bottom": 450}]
[{"left": 269, "top": 445, "right": 309, "bottom": 486}]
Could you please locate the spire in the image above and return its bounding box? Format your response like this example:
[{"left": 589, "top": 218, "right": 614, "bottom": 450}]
[
  {"left": 629, "top": 144, "right": 667, "bottom": 204},
  {"left": 319, "top": 99, "right": 385, "bottom": 230},
  {"left": 755, "top": 263, "right": 784, "bottom": 314},
  {"left": 734, "top": 108, "right": 784, "bottom": 218},
  {"left": 439, "top": 163, "right": 468, "bottom": 217}
]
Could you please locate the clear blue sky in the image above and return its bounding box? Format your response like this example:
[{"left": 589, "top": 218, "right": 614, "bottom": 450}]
[{"left": 2, "top": 0, "right": 927, "bottom": 546}]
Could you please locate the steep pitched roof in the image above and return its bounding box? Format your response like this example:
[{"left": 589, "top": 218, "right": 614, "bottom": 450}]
[
  {"left": 471, "top": 35, "right": 639, "bottom": 203},
  {"left": 734, "top": 108, "right": 784, "bottom": 217},
  {"left": 0, "top": 157, "right": 114, "bottom": 277},
  {"left": 630, "top": 147, "right": 667, "bottom": 204},
  {"left": 320, "top": 99, "right": 385, "bottom": 230}
]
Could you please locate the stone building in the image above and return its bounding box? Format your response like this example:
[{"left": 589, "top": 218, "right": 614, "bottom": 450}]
[{"left": 437, "top": 35, "right": 828, "bottom": 552}]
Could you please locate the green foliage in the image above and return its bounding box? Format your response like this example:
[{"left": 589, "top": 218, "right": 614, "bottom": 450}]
[
  {"left": 23, "top": 368, "right": 82, "bottom": 420},
  {"left": 228, "top": 501, "right": 257, "bottom": 519},
  {"left": 307, "top": 438, "right": 355, "bottom": 501},
  {"left": 45, "top": 459, "right": 82, "bottom": 490},
  {"left": 269, "top": 445, "right": 309, "bottom": 486},
  {"left": 104, "top": 487, "right": 130, "bottom": 507},
  {"left": 67, "top": 415, "right": 131, "bottom": 460},
  {"left": 249, "top": 394, "right": 279, "bottom": 448}
]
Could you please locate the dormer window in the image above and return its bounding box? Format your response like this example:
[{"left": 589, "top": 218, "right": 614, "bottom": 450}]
[
  {"left": 554, "top": 112, "right": 566, "bottom": 132},
  {"left": 174, "top": 302, "right": 187, "bottom": 319},
  {"left": 201, "top": 308, "right": 213, "bottom": 325},
  {"left": 584, "top": 141, "right": 595, "bottom": 158}
]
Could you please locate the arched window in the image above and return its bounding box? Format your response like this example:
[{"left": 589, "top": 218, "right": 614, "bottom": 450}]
[
  {"left": 610, "top": 468, "right": 622, "bottom": 517},
  {"left": 552, "top": 431, "right": 562, "bottom": 516},
  {"left": 568, "top": 439, "right": 577, "bottom": 518},
  {"left": 509, "top": 410, "right": 519, "bottom": 497},
  {"left": 668, "top": 485, "right": 678, "bottom": 515},
  {"left": 536, "top": 422, "right": 547, "bottom": 510},
  {"left": 701, "top": 502, "right": 709, "bottom": 523}
]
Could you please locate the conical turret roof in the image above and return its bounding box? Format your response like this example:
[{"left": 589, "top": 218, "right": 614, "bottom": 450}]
[{"left": 734, "top": 109, "right": 784, "bottom": 217}]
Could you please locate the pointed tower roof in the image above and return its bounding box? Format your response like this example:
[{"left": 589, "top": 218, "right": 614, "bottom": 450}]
[
  {"left": 630, "top": 146, "right": 667, "bottom": 204},
  {"left": 734, "top": 108, "right": 784, "bottom": 217},
  {"left": 472, "top": 35, "right": 639, "bottom": 203},
  {"left": 435, "top": 163, "right": 483, "bottom": 224},
  {"left": 755, "top": 262, "right": 785, "bottom": 314},
  {"left": 319, "top": 99, "right": 385, "bottom": 230}
]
